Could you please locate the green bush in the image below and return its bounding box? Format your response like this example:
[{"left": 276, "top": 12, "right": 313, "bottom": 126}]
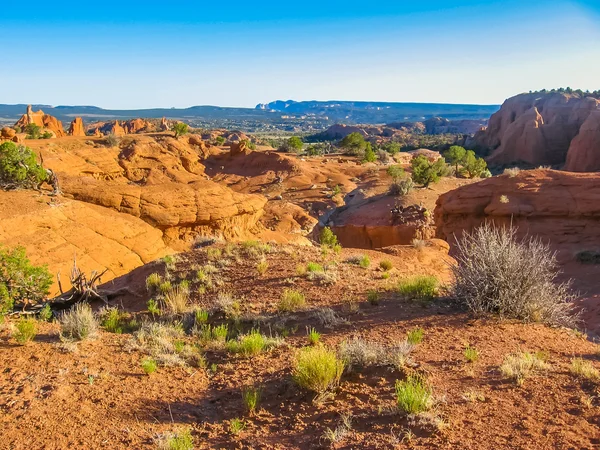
[
  {"left": 41, "top": 131, "right": 53, "bottom": 139},
  {"left": 0, "top": 245, "right": 52, "bottom": 312},
  {"left": 141, "top": 357, "right": 157, "bottom": 375},
  {"left": 410, "top": 155, "right": 447, "bottom": 187},
  {"left": 395, "top": 375, "right": 432, "bottom": 414},
  {"left": 0, "top": 142, "right": 47, "bottom": 189},
  {"left": 293, "top": 345, "right": 345, "bottom": 394},
  {"left": 226, "top": 329, "right": 271, "bottom": 356},
  {"left": 386, "top": 165, "right": 405, "bottom": 180},
  {"left": 339, "top": 132, "right": 368, "bottom": 156},
  {"left": 379, "top": 260, "right": 393, "bottom": 271},
  {"left": 358, "top": 255, "right": 370, "bottom": 269},
  {"left": 306, "top": 262, "right": 324, "bottom": 273},
  {"left": 172, "top": 122, "right": 189, "bottom": 137},
  {"left": 319, "top": 227, "right": 339, "bottom": 249},
  {"left": 14, "top": 318, "right": 37, "bottom": 344},
  {"left": 443, "top": 145, "right": 467, "bottom": 172},
  {"left": 25, "top": 123, "right": 41, "bottom": 139},
  {"left": 286, "top": 136, "right": 303, "bottom": 152},
  {"left": 362, "top": 143, "right": 376, "bottom": 163},
  {"left": 397, "top": 276, "right": 439, "bottom": 301},
  {"left": 461, "top": 150, "right": 488, "bottom": 178}
]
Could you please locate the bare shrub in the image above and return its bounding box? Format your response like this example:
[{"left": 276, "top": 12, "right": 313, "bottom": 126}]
[
  {"left": 503, "top": 167, "right": 520, "bottom": 177},
  {"left": 451, "top": 224, "right": 578, "bottom": 327},
  {"left": 389, "top": 177, "right": 414, "bottom": 196}
]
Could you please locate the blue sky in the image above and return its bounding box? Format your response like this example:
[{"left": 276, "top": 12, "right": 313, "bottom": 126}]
[{"left": 1, "top": 0, "right": 598, "bottom": 108}]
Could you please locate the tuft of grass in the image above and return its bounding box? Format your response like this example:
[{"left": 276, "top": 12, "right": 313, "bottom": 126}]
[
  {"left": 163, "top": 285, "right": 190, "bottom": 315},
  {"left": 158, "top": 280, "right": 173, "bottom": 295},
  {"left": 499, "top": 195, "right": 510, "bottom": 204},
  {"left": 359, "top": 255, "right": 371, "bottom": 269},
  {"left": 464, "top": 345, "right": 479, "bottom": 363},
  {"left": 379, "top": 260, "right": 393, "bottom": 271},
  {"left": 406, "top": 327, "right": 424, "bottom": 345},
  {"left": 500, "top": 351, "right": 549, "bottom": 385},
  {"left": 322, "top": 413, "right": 352, "bottom": 445},
  {"left": 256, "top": 259, "right": 269, "bottom": 276},
  {"left": 395, "top": 375, "right": 432, "bottom": 414},
  {"left": 162, "top": 255, "right": 176, "bottom": 269},
  {"left": 397, "top": 276, "right": 438, "bottom": 301},
  {"left": 229, "top": 418, "right": 245, "bottom": 435},
  {"left": 293, "top": 345, "right": 345, "bottom": 395},
  {"left": 207, "top": 247, "right": 222, "bottom": 261},
  {"left": 503, "top": 167, "right": 521, "bottom": 177},
  {"left": 157, "top": 428, "right": 193, "bottom": 450},
  {"left": 306, "top": 327, "right": 321, "bottom": 345},
  {"left": 59, "top": 303, "right": 98, "bottom": 341},
  {"left": 14, "top": 318, "right": 37, "bottom": 345},
  {"left": 367, "top": 290, "right": 380, "bottom": 305},
  {"left": 226, "top": 329, "right": 277, "bottom": 356},
  {"left": 194, "top": 308, "right": 209, "bottom": 325},
  {"left": 147, "top": 298, "right": 160, "bottom": 315},
  {"left": 141, "top": 357, "right": 157, "bottom": 375},
  {"left": 306, "top": 262, "right": 324, "bottom": 273},
  {"left": 242, "top": 386, "right": 262, "bottom": 414},
  {"left": 100, "top": 307, "right": 130, "bottom": 334},
  {"left": 146, "top": 273, "right": 162, "bottom": 292},
  {"left": 278, "top": 289, "right": 306, "bottom": 312},
  {"left": 570, "top": 358, "right": 600, "bottom": 381}
]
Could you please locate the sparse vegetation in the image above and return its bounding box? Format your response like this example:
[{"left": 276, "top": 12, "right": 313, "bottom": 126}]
[
  {"left": 306, "top": 327, "right": 321, "bottom": 345},
  {"left": 500, "top": 351, "right": 549, "bottom": 385},
  {"left": 570, "top": 358, "right": 600, "bottom": 381},
  {"left": 59, "top": 303, "right": 99, "bottom": 341},
  {"left": 322, "top": 413, "right": 353, "bottom": 445},
  {"left": 146, "top": 273, "right": 162, "bottom": 292},
  {"left": 242, "top": 386, "right": 262, "bottom": 414},
  {"left": 14, "top": 318, "right": 37, "bottom": 344},
  {"left": 451, "top": 224, "right": 577, "bottom": 326},
  {"left": 162, "top": 285, "right": 190, "bottom": 315},
  {"left": 226, "top": 329, "right": 272, "bottom": 356},
  {"left": 141, "top": 357, "right": 157, "bottom": 375},
  {"left": 503, "top": 167, "right": 521, "bottom": 177},
  {"left": 464, "top": 345, "right": 479, "bottom": 363},
  {"left": 293, "top": 345, "right": 345, "bottom": 395},
  {"left": 256, "top": 259, "right": 268, "bottom": 276},
  {"left": 410, "top": 155, "right": 447, "bottom": 187},
  {"left": 147, "top": 298, "right": 160, "bottom": 315},
  {"left": 367, "top": 290, "right": 380, "bottom": 305},
  {"left": 156, "top": 428, "right": 193, "bottom": 450},
  {"left": 278, "top": 288, "right": 306, "bottom": 312},
  {"left": 395, "top": 375, "right": 432, "bottom": 414},
  {"left": 406, "top": 327, "right": 424, "bottom": 345},
  {"left": 379, "top": 260, "right": 393, "bottom": 271},
  {"left": 229, "top": 418, "right": 245, "bottom": 435},
  {"left": 397, "top": 276, "right": 438, "bottom": 301}
]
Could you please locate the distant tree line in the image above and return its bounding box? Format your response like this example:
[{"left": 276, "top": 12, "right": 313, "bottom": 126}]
[{"left": 529, "top": 87, "right": 600, "bottom": 99}]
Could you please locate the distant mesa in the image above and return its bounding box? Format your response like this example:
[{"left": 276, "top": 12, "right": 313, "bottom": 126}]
[{"left": 470, "top": 91, "right": 600, "bottom": 171}]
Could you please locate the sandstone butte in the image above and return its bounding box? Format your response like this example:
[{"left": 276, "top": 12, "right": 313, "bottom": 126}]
[
  {"left": 14, "top": 105, "right": 66, "bottom": 137},
  {"left": 470, "top": 92, "right": 600, "bottom": 171}
]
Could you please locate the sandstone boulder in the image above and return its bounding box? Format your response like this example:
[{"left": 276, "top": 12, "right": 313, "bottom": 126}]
[
  {"left": 68, "top": 117, "right": 86, "bottom": 137},
  {"left": 1, "top": 127, "right": 16, "bottom": 140}
]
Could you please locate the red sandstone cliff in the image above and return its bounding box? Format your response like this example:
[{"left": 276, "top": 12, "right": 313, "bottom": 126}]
[{"left": 14, "top": 105, "right": 66, "bottom": 137}]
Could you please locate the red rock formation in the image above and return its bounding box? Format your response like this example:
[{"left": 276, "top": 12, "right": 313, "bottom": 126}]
[
  {"left": 230, "top": 140, "right": 251, "bottom": 156},
  {"left": 68, "top": 117, "right": 86, "bottom": 137},
  {"left": 564, "top": 111, "right": 600, "bottom": 172},
  {"left": 111, "top": 121, "right": 127, "bottom": 136},
  {"left": 14, "top": 105, "right": 66, "bottom": 137},
  {"left": 1, "top": 127, "right": 16, "bottom": 140},
  {"left": 160, "top": 117, "right": 169, "bottom": 131},
  {"left": 471, "top": 92, "right": 600, "bottom": 169}
]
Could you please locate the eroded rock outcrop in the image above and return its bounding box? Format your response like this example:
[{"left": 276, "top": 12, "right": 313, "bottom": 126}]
[
  {"left": 68, "top": 117, "right": 86, "bottom": 136},
  {"left": 14, "top": 105, "right": 66, "bottom": 137},
  {"left": 470, "top": 92, "right": 600, "bottom": 170}
]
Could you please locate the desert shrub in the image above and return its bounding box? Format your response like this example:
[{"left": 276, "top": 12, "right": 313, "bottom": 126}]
[
  {"left": 130, "top": 322, "right": 194, "bottom": 366},
  {"left": 395, "top": 375, "right": 432, "bottom": 414},
  {"left": 362, "top": 144, "right": 377, "bottom": 163},
  {"left": 163, "top": 285, "right": 190, "bottom": 315},
  {"left": 14, "top": 318, "right": 37, "bottom": 344},
  {"left": 38, "top": 303, "right": 53, "bottom": 321},
  {"left": 461, "top": 150, "right": 488, "bottom": 178},
  {"left": 59, "top": 303, "right": 99, "bottom": 341},
  {"left": 99, "top": 307, "right": 136, "bottom": 334},
  {"left": 570, "top": 358, "right": 600, "bottom": 381},
  {"left": 0, "top": 142, "right": 47, "bottom": 190},
  {"left": 41, "top": 131, "right": 53, "bottom": 139},
  {"left": 293, "top": 345, "right": 345, "bottom": 394},
  {"left": 282, "top": 136, "right": 303, "bottom": 153},
  {"left": 443, "top": 145, "right": 467, "bottom": 172},
  {"left": 307, "top": 269, "right": 338, "bottom": 285},
  {"left": 451, "top": 224, "right": 577, "bottom": 326},
  {"left": 358, "top": 255, "right": 370, "bottom": 268},
  {"left": 226, "top": 329, "right": 270, "bottom": 356},
  {"left": 242, "top": 386, "right": 262, "bottom": 414},
  {"left": 0, "top": 246, "right": 52, "bottom": 312},
  {"left": 256, "top": 259, "right": 268, "bottom": 276},
  {"left": 406, "top": 327, "right": 424, "bottom": 345},
  {"left": 387, "top": 164, "right": 405, "bottom": 180},
  {"left": 141, "top": 357, "right": 157, "bottom": 375},
  {"left": 172, "top": 122, "right": 189, "bottom": 137},
  {"left": 397, "top": 276, "right": 438, "bottom": 301},
  {"left": 379, "top": 260, "right": 393, "bottom": 271},
  {"left": 306, "top": 262, "right": 324, "bottom": 273},
  {"left": 156, "top": 428, "right": 193, "bottom": 450},
  {"left": 339, "top": 338, "right": 386, "bottom": 370},
  {"left": 377, "top": 149, "right": 390, "bottom": 163},
  {"left": 306, "top": 326, "right": 321, "bottom": 345},
  {"left": 25, "top": 123, "right": 42, "bottom": 139},
  {"left": 339, "top": 132, "right": 368, "bottom": 156},
  {"left": 278, "top": 288, "right": 306, "bottom": 312},
  {"left": 312, "top": 307, "right": 347, "bottom": 328},
  {"left": 500, "top": 351, "right": 548, "bottom": 385},
  {"left": 576, "top": 250, "right": 600, "bottom": 265},
  {"left": 503, "top": 167, "right": 521, "bottom": 177},
  {"left": 104, "top": 134, "right": 119, "bottom": 147},
  {"left": 464, "top": 345, "right": 479, "bottom": 363},
  {"left": 410, "top": 155, "right": 447, "bottom": 187},
  {"left": 389, "top": 177, "right": 414, "bottom": 196},
  {"left": 319, "top": 227, "right": 339, "bottom": 249}
]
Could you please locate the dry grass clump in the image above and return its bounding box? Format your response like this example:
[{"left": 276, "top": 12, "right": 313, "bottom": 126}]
[
  {"left": 322, "top": 413, "right": 353, "bottom": 445},
  {"left": 500, "top": 351, "right": 549, "bottom": 385},
  {"left": 570, "top": 358, "right": 600, "bottom": 381},
  {"left": 128, "top": 322, "right": 200, "bottom": 367},
  {"left": 155, "top": 428, "right": 193, "bottom": 450},
  {"left": 339, "top": 337, "right": 415, "bottom": 372},
  {"left": 59, "top": 303, "right": 98, "bottom": 341},
  {"left": 278, "top": 289, "right": 306, "bottom": 312},
  {"left": 503, "top": 167, "right": 521, "bottom": 177},
  {"left": 293, "top": 345, "right": 345, "bottom": 397},
  {"left": 162, "top": 285, "right": 190, "bottom": 315},
  {"left": 312, "top": 307, "right": 348, "bottom": 328},
  {"left": 451, "top": 224, "right": 578, "bottom": 327}
]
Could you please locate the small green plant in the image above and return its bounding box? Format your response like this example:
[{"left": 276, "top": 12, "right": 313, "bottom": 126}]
[
  {"left": 358, "top": 255, "right": 371, "bottom": 269},
  {"left": 379, "top": 260, "right": 393, "bottom": 271},
  {"left": 331, "top": 184, "right": 341, "bottom": 196},
  {"left": 306, "top": 327, "right": 321, "bottom": 345},
  {"left": 306, "top": 262, "right": 324, "bottom": 273},
  {"left": 162, "top": 254, "right": 176, "bottom": 268},
  {"left": 256, "top": 259, "right": 268, "bottom": 276},
  {"left": 38, "top": 303, "right": 53, "bottom": 321},
  {"left": 172, "top": 122, "right": 189, "bottom": 138},
  {"left": 147, "top": 298, "right": 160, "bottom": 315},
  {"left": 407, "top": 327, "right": 424, "bottom": 345},
  {"left": 158, "top": 280, "right": 172, "bottom": 295},
  {"left": 367, "top": 290, "right": 380, "bottom": 305},
  {"left": 162, "top": 428, "right": 193, "bottom": 450},
  {"left": 570, "top": 358, "right": 600, "bottom": 381},
  {"left": 395, "top": 375, "right": 432, "bottom": 414},
  {"left": 320, "top": 227, "right": 340, "bottom": 249},
  {"left": 381, "top": 272, "right": 390, "bottom": 280},
  {"left": 141, "top": 357, "right": 157, "bottom": 375},
  {"left": 464, "top": 345, "right": 479, "bottom": 363},
  {"left": 100, "top": 307, "right": 128, "bottom": 334},
  {"left": 229, "top": 418, "right": 245, "bottom": 435},
  {"left": 500, "top": 351, "right": 549, "bottom": 385},
  {"left": 211, "top": 324, "right": 229, "bottom": 342},
  {"left": 226, "top": 329, "right": 269, "bottom": 356},
  {"left": 410, "top": 155, "right": 447, "bottom": 187},
  {"left": 397, "top": 276, "right": 438, "bottom": 301},
  {"left": 14, "top": 318, "right": 37, "bottom": 344},
  {"left": 242, "top": 386, "right": 262, "bottom": 414},
  {"left": 293, "top": 345, "right": 345, "bottom": 395},
  {"left": 278, "top": 288, "right": 306, "bottom": 312},
  {"left": 195, "top": 308, "right": 209, "bottom": 325}
]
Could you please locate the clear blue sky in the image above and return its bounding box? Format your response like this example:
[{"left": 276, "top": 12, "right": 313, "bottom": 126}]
[{"left": 1, "top": 0, "right": 598, "bottom": 108}]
